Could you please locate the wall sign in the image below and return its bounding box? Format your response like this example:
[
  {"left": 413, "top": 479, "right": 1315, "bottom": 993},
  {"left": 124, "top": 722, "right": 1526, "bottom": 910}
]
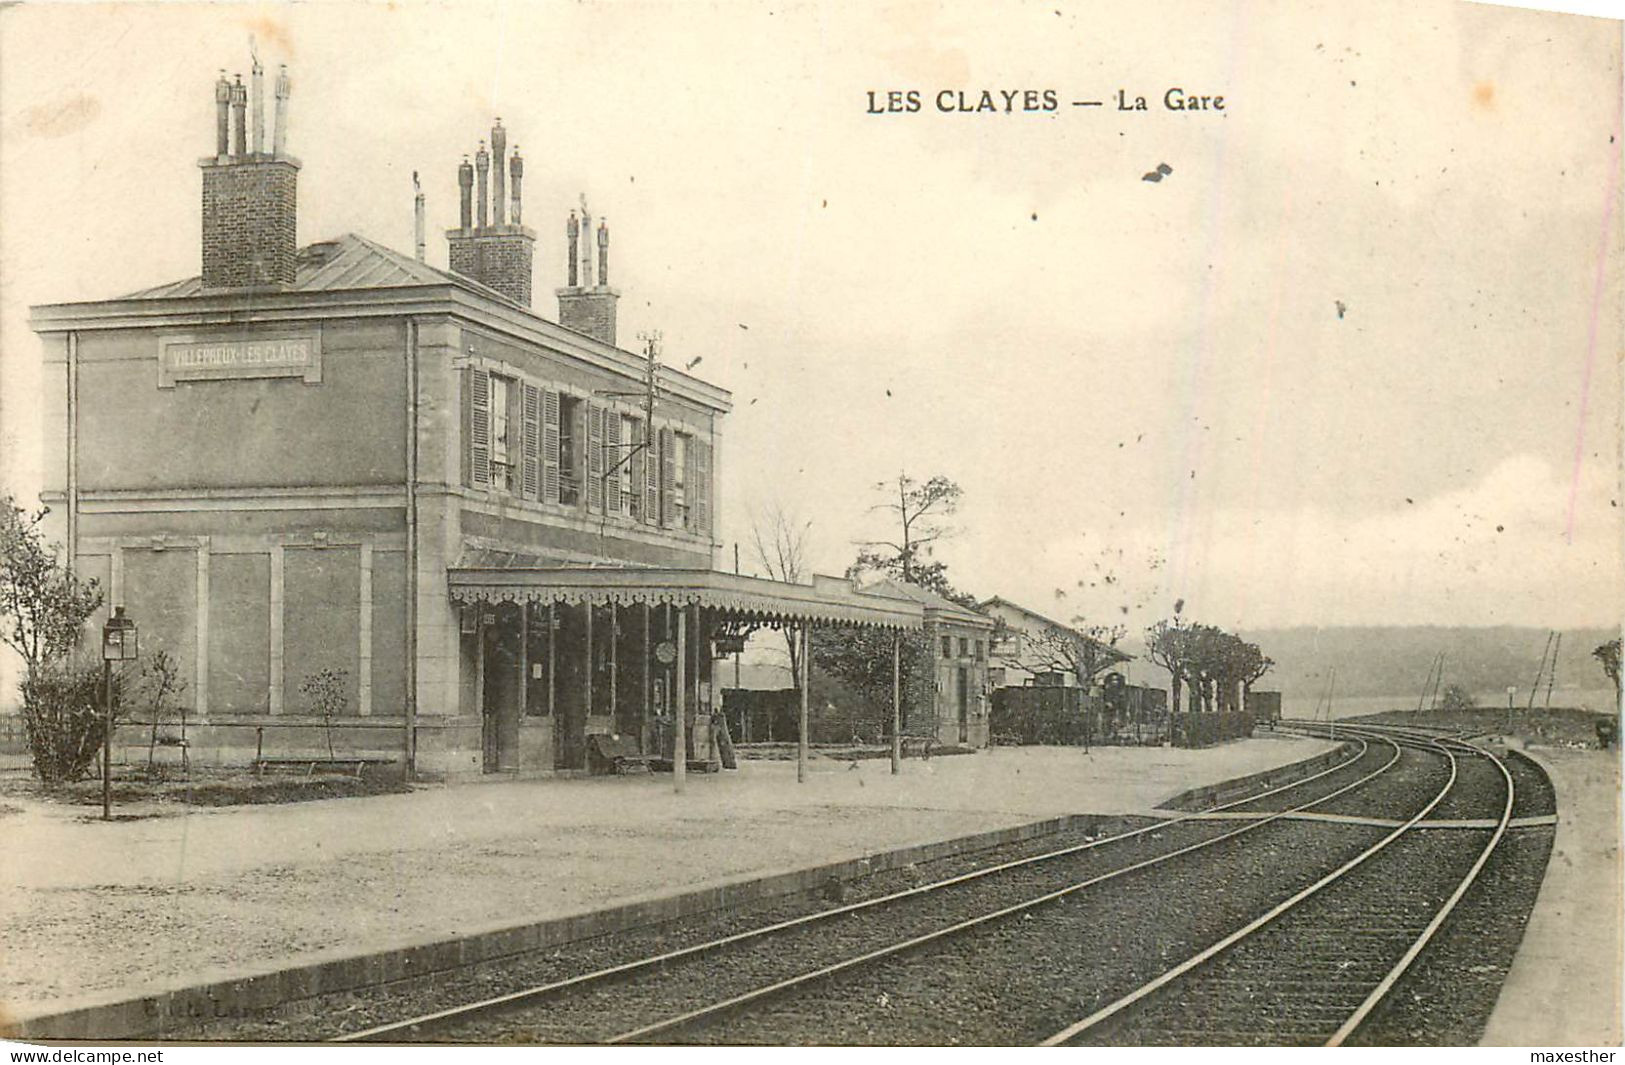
[{"left": 157, "top": 329, "right": 323, "bottom": 388}]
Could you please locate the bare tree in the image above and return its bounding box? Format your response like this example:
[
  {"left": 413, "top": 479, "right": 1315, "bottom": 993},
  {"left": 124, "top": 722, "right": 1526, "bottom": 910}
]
[
  {"left": 750, "top": 502, "right": 812, "bottom": 684},
  {"left": 850, "top": 473, "right": 963, "bottom": 593}
]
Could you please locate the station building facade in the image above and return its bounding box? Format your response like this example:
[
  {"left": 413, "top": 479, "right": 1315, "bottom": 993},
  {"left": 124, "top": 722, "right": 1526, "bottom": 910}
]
[{"left": 32, "top": 62, "right": 921, "bottom": 779}]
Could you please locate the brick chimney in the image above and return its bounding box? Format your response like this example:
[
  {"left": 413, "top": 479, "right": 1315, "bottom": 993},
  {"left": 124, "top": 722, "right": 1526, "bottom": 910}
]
[
  {"left": 198, "top": 58, "right": 299, "bottom": 289},
  {"left": 555, "top": 194, "right": 620, "bottom": 345},
  {"left": 445, "top": 118, "right": 536, "bottom": 307}
]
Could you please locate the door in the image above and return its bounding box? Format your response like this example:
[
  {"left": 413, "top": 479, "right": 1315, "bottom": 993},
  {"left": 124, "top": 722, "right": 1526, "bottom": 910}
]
[
  {"left": 482, "top": 619, "right": 522, "bottom": 772},
  {"left": 957, "top": 666, "right": 970, "bottom": 744}
]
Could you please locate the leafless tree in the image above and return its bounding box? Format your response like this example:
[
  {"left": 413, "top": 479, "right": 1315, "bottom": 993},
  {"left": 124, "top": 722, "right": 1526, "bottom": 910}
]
[{"left": 750, "top": 502, "right": 812, "bottom": 685}]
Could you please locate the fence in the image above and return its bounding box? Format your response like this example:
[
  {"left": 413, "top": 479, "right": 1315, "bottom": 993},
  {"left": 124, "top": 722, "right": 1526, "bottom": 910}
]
[{"left": 991, "top": 684, "right": 1169, "bottom": 747}]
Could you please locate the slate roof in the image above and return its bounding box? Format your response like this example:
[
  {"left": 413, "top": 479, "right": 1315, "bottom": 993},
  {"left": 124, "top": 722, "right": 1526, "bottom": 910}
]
[
  {"left": 862, "top": 579, "right": 993, "bottom": 627},
  {"left": 120, "top": 232, "right": 518, "bottom": 305}
]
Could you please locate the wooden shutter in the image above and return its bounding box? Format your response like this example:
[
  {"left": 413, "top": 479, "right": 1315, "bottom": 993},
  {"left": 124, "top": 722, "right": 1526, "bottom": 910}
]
[
  {"left": 587, "top": 402, "right": 604, "bottom": 513},
  {"left": 467, "top": 367, "right": 491, "bottom": 488},
  {"left": 659, "top": 425, "right": 675, "bottom": 527},
  {"left": 604, "top": 410, "right": 622, "bottom": 516},
  {"left": 628, "top": 418, "right": 644, "bottom": 522},
  {"left": 694, "top": 439, "right": 711, "bottom": 536},
  {"left": 645, "top": 422, "right": 660, "bottom": 526},
  {"left": 521, "top": 382, "right": 541, "bottom": 500},
  {"left": 682, "top": 434, "right": 698, "bottom": 531},
  {"left": 542, "top": 389, "right": 560, "bottom": 504}
]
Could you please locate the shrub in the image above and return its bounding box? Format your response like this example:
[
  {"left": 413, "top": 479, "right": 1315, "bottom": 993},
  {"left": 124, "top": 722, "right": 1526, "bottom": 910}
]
[
  {"left": 1439, "top": 685, "right": 1477, "bottom": 712},
  {"left": 21, "top": 658, "right": 130, "bottom": 786},
  {"left": 298, "top": 668, "right": 349, "bottom": 760}
]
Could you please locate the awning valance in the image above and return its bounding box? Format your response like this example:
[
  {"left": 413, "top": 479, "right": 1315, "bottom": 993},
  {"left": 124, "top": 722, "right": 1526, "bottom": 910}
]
[{"left": 447, "top": 566, "right": 925, "bottom": 631}]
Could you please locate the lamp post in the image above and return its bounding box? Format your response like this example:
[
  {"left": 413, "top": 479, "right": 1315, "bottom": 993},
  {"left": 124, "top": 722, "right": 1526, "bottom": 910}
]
[{"left": 100, "top": 607, "right": 138, "bottom": 821}]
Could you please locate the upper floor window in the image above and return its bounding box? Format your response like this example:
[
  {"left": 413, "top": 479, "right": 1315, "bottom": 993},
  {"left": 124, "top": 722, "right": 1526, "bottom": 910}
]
[
  {"left": 622, "top": 414, "right": 643, "bottom": 522},
  {"left": 673, "top": 431, "right": 691, "bottom": 529},
  {"left": 558, "top": 393, "right": 583, "bottom": 506},
  {"left": 489, "top": 374, "right": 517, "bottom": 494}
]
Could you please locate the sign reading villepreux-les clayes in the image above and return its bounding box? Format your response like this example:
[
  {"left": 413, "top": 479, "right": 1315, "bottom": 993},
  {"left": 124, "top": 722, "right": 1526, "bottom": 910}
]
[{"left": 158, "top": 330, "right": 323, "bottom": 388}]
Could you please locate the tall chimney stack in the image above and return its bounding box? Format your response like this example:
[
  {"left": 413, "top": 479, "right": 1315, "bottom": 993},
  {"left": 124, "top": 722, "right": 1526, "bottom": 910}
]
[
  {"left": 229, "top": 75, "right": 247, "bottom": 156},
  {"left": 250, "top": 53, "right": 265, "bottom": 154},
  {"left": 566, "top": 211, "right": 579, "bottom": 288},
  {"left": 445, "top": 123, "right": 535, "bottom": 306},
  {"left": 509, "top": 148, "right": 523, "bottom": 225},
  {"left": 457, "top": 155, "right": 473, "bottom": 230},
  {"left": 214, "top": 71, "right": 231, "bottom": 156},
  {"left": 556, "top": 193, "right": 621, "bottom": 345},
  {"left": 491, "top": 119, "right": 506, "bottom": 227},
  {"left": 413, "top": 171, "right": 426, "bottom": 263},
  {"left": 579, "top": 196, "right": 593, "bottom": 294},
  {"left": 474, "top": 140, "right": 489, "bottom": 230},
  {"left": 272, "top": 64, "right": 290, "bottom": 156},
  {"left": 201, "top": 57, "right": 299, "bottom": 288}
]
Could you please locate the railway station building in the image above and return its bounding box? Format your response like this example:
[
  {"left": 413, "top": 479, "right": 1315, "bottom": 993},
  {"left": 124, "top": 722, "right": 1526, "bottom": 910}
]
[{"left": 31, "top": 59, "right": 924, "bottom": 780}]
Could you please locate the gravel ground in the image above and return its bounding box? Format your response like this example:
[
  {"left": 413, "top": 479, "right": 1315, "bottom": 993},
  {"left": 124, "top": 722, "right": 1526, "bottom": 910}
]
[
  {"left": 682, "top": 821, "right": 1394, "bottom": 1045},
  {"left": 1308, "top": 742, "right": 1455, "bottom": 820},
  {"left": 167, "top": 813, "right": 1170, "bottom": 1041},
  {"left": 173, "top": 732, "right": 1552, "bottom": 1047},
  {"left": 1068, "top": 827, "right": 1498, "bottom": 1045},
  {"left": 1220, "top": 739, "right": 1398, "bottom": 814},
  {"left": 1346, "top": 825, "right": 1556, "bottom": 1045}
]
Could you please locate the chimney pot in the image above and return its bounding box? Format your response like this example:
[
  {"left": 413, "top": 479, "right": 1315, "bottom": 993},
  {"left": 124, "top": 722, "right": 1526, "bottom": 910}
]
[
  {"left": 457, "top": 155, "right": 474, "bottom": 231},
  {"left": 214, "top": 71, "right": 231, "bottom": 156},
  {"left": 229, "top": 74, "right": 247, "bottom": 157},
  {"left": 272, "top": 64, "right": 290, "bottom": 156},
  {"left": 491, "top": 119, "right": 506, "bottom": 227},
  {"left": 474, "top": 140, "right": 489, "bottom": 230},
  {"left": 509, "top": 147, "right": 523, "bottom": 225}
]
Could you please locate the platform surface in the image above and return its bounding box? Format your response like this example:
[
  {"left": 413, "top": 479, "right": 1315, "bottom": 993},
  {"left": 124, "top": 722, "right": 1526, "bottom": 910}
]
[
  {"left": 1481, "top": 744, "right": 1623, "bottom": 1048},
  {"left": 0, "top": 735, "right": 1330, "bottom": 1019}
]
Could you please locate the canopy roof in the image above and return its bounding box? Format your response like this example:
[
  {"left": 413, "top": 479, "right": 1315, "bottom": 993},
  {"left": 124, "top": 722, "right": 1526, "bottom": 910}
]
[{"left": 448, "top": 565, "right": 924, "bottom": 631}]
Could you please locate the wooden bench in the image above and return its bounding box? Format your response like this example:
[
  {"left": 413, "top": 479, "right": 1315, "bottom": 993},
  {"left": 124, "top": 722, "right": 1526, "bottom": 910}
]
[
  {"left": 253, "top": 756, "right": 396, "bottom": 779},
  {"left": 900, "top": 735, "right": 937, "bottom": 760},
  {"left": 588, "top": 733, "right": 656, "bottom": 775}
]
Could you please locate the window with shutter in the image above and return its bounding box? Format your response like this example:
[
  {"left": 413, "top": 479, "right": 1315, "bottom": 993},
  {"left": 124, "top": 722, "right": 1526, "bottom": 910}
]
[
  {"left": 645, "top": 421, "right": 660, "bottom": 526},
  {"left": 521, "top": 383, "right": 541, "bottom": 500},
  {"left": 586, "top": 402, "right": 604, "bottom": 513},
  {"left": 467, "top": 367, "right": 491, "bottom": 489},
  {"left": 659, "top": 426, "right": 675, "bottom": 527},
  {"left": 627, "top": 416, "right": 644, "bottom": 523},
  {"left": 542, "top": 389, "right": 561, "bottom": 504},
  {"left": 604, "top": 408, "right": 622, "bottom": 516},
  {"left": 694, "top": 439, "right": 711, "bottom": 536}
]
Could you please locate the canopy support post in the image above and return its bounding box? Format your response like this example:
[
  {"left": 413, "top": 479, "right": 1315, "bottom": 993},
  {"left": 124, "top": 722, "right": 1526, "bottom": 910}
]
[
  {"left": 892, "top": 631, "right": 902, "bottom": 775},
  {"left": 675, "top": 604, "right": 687, "bottom": 794},
  {"left": 797, "top": 623, "right": 810, "bottom": 784}
]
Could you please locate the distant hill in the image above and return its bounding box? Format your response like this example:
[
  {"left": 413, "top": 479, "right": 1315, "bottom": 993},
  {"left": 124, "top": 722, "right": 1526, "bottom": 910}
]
[{"left": 1230, "top": 625, "right": 1619, "bottom": 702}]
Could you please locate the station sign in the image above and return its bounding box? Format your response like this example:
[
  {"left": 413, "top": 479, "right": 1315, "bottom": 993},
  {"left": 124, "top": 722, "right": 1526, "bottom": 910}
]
[{"left": 157, "top": 329, "right": 323, "bottom": 388}]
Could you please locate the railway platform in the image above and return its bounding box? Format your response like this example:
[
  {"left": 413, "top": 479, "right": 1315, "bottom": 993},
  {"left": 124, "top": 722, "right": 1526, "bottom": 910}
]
[
  {"left": 2, "top": 734, "right": 1331, "bottom": 1029},
  {"left": 1481, "top": 743, "right": 1622, "bottom": 1047}
]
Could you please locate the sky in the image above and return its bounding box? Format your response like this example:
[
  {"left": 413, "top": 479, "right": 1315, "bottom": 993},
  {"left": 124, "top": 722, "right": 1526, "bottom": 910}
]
[{"left": 0, "top": 0, "right": 1620, "bottom": 647}]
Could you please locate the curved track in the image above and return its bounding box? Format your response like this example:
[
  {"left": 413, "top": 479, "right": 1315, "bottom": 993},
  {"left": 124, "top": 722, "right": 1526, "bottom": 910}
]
[
  {"left": 336, "top": 735, "right": 1389, "bottom": 1043},
  {"left": 322, "top": 725, "right": 1527, "bottom": 1046},
  {"left": 1044, "top": 727, "right": 1515, "bottom": 1046}
]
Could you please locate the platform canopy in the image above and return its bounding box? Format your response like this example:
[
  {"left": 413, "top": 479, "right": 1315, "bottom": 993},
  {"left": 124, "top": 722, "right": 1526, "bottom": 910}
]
[{"left": 447, "top": 564, "right": 925, "bottom": 631}]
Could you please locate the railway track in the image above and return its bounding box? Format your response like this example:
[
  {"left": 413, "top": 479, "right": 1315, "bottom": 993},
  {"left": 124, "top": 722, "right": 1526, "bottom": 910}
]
[
  {"left": 278, "top": 723, "right": 1539, "bottom": 1046},
  {"left": 1043, "top": 729, "right": 1516, "bottom": 1046},
  {"left": 329, "top": 735, "right": 1389, "bottom": 1043}
]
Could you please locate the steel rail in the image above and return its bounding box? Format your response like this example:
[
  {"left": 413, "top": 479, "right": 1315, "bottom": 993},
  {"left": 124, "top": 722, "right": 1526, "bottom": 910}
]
[
  {"left": 337, "top": 734, "right": 1383, "bottom": 1043},
  {"left": 1326, "top": 735, "right": 1516, "bottom": 1046},
  {"left": 1041, "top": 730, "right": 1508, "bottom": 1047},
  {"left": 597, "top": 735, "right": 1403, "bottom": 1044}
]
